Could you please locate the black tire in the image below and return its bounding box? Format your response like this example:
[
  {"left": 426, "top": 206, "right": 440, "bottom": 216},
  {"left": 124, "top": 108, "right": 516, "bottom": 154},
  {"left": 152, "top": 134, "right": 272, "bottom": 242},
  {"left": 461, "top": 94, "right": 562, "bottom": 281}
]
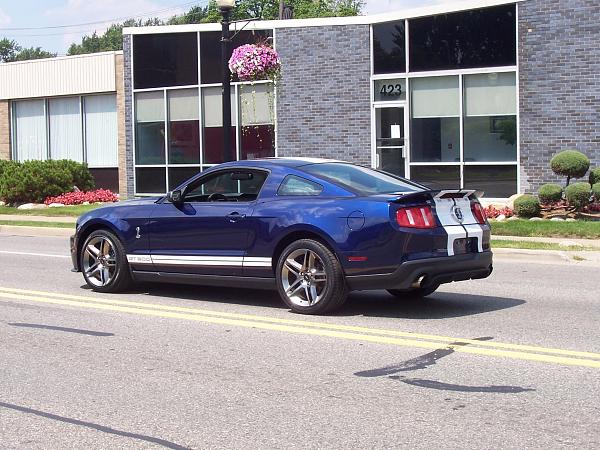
[
  {"left": 80, "top": 229, "right": 133, "bottom": 293},
  {"left": 387, "top": 284, "right": 439, "bottom": 299},
  {"left": 276, "top": 239, "right": 348, "bottom": 315}
]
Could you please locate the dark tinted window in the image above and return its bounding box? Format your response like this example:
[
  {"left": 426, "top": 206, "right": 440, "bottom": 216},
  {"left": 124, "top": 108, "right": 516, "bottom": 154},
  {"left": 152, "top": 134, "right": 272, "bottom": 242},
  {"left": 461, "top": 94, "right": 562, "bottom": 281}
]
[
  {"left": 185, "top": 170, "right": 268, "bottom": 202},
  {"left": 410, "top": 166, "right": 460, "bottom": 190},
  {"left": 373, "top": 21, "right": 406, "bottom": 74},
  {"left": 463, "top": 165, "right": 517, "bottom": 198},
  {"left": 278, "top": 175, "right": 323, "bottom": 196},
  {"left": 133, "top": 33, "right": 198, "bottom": 89},
  {"left": 302, "top": 163, "right": 422, "bottom": 195},
  {"left": 200, "top": 30, "right": 272, "bottom": 84},
  {"left": 409, "top": 4, "right": 516, "bottom": 71}
]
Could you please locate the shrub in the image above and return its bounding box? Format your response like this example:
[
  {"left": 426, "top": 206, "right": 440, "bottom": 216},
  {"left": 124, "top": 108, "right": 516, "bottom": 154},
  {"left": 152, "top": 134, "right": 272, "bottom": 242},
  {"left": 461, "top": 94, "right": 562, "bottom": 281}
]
[
  {"left": 48, "top": 159, "right": 95, "bottom": 191},
  {"left": 590, "top": 168, "right": 600, "bottom": 186},
  {"left": 538, "top": 183, "right": 563, "bottom": 204},
  {"left": 483, "top": 205, "right": 514, "bottom": 219},
  {"left": 565, "top": 182, "right": 591, "bottom": 209},
  {"left": 513, "top": 195, "right": 541, "bottom": 218},
  {"left": 0, "top": 159, "right": 94, "bottom": 204},
  {"left": 44, "top": 189, "right": 118, "bottom": 205},
  {"left": 550, "top": 150, "right": 590, "bottom": 185},
  {"left": 592, "top": 183, "right": 600, "bottom": 202}
]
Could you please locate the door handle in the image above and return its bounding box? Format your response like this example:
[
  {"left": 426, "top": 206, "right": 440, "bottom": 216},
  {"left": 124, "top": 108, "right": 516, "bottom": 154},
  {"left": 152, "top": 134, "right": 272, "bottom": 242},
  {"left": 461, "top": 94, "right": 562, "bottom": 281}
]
[{"left": 226, "top": 212, "right": 246, "bottom": 222}]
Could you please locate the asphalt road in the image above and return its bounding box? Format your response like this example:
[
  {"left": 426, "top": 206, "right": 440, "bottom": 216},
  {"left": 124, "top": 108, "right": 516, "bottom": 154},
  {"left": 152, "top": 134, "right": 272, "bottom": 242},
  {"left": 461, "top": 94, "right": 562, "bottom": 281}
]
[{"left": 0, "top": 234, "right": 599, "bottom": 449}]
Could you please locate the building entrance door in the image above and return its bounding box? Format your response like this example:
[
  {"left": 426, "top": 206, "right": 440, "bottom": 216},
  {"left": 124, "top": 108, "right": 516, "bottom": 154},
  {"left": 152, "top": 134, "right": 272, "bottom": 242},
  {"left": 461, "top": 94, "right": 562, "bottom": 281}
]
[{"left": 375, "top": 106, "right": 407, "bottom": 177}]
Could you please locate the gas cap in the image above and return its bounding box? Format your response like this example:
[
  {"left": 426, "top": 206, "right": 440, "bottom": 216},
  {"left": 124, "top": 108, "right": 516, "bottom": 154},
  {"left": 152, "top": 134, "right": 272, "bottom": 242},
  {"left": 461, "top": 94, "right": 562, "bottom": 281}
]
[{"left": 347, "top": 210, "right": 365, "bottom": 231}]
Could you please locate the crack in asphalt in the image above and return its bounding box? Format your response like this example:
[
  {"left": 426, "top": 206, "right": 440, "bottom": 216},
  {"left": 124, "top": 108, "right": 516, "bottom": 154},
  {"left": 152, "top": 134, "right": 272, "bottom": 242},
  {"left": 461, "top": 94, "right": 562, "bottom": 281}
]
[
  {"left": 0, "top": 401, "right": 191, "bottom": 450},
  {"left": 7, "top": 323, "right": 114, "bottom": 337}
]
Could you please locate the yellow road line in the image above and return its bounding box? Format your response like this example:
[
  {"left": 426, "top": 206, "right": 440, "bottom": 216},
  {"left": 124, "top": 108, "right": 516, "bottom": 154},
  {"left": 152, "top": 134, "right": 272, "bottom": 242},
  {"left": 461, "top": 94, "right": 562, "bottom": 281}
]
[
  {"left": 1, "top": 286, "right": 599, "bottom": 361},
  {"left": 0, "top": 290, "right": 599, "bottom": 369}
]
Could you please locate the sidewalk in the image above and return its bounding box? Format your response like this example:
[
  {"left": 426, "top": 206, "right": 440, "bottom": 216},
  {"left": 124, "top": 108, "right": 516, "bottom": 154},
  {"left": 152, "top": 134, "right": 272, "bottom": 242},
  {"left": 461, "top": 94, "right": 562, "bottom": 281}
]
[
  {"left": 0, "top": 214, "right": 76, "bottom": 223},
  {"left": 492, "top": 235, "right": 600, "bottom": 248}
]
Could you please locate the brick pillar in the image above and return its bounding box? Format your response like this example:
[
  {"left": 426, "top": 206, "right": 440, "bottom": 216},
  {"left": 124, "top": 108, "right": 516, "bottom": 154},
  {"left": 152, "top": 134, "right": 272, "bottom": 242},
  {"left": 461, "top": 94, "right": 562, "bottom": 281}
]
[
  {"left": 0, "top": 100, "right": 10, "bottom": 160},
  {"left": 115, "top": 53, "right": 127, "bottom": 199}
]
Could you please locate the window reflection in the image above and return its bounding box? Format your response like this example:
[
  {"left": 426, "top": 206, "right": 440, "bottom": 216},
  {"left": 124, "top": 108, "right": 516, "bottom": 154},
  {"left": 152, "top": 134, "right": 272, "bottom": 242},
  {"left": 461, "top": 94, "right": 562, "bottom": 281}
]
[{"left": 373, "top": 21, "right": 406, "bottom": 74}]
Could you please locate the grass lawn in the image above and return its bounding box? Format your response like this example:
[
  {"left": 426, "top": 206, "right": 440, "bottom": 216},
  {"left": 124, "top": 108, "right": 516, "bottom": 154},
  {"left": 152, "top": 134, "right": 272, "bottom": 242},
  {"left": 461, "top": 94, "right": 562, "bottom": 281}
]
[
  {"left": 491, "top": 239, "right": 595, "bottom": 252},
  {"left": 0, "top": 204, "right": 102, "bottom": 217},
  {"left": 490, "top": 219, "right": 600, "bottom": 239},
  {"left": 0, "top": 220, "right": 74, "bottom": 229}
]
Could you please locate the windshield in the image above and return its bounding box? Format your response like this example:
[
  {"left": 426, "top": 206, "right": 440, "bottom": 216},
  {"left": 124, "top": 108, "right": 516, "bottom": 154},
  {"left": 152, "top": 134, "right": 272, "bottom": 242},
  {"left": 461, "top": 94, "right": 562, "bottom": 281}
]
[{"left": 301, "top": 163, "right": 424, "bottom": 195}]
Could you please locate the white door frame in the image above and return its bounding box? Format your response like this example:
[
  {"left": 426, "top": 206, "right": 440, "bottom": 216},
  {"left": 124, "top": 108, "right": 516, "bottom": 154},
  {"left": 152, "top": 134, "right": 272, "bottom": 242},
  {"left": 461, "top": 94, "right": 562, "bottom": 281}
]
[{"left": 371, "top": 101, "right": 409, "bottom": 177}]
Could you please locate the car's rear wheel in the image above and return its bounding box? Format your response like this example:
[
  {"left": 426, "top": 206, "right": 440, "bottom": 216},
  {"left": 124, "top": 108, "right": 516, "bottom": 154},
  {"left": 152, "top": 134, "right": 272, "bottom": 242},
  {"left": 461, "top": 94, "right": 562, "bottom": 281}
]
[
  {"left": 80, "top": 229, "right": 132, "bottom": 293},
  {"left": 387, "top": 284, "right": 439, "bottom": 299},
  {"left": 276, "top": 239, "right": 348, "bottom": 315}
]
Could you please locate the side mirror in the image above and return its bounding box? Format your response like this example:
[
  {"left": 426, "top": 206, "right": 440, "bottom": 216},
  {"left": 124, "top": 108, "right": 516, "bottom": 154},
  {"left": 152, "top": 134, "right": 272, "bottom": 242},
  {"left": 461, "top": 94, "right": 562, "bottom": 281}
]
[{"left": 167, "top": 189, "right": 183, "bottom": 204}]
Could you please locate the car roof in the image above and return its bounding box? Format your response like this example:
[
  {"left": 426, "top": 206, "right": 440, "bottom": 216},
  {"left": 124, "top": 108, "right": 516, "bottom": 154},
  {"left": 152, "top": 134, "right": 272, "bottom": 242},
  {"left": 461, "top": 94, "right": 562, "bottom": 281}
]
[{"left": 219, "top": 157, "right": 343, "bottom": 169}]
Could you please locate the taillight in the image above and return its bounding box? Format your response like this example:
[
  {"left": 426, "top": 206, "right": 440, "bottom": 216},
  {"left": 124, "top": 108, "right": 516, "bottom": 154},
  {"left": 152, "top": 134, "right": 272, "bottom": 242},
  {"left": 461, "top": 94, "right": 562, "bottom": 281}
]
[
  {"left": 471, "top": 202, "right": 486, "bottom": 224},
  {"left": 396, "top": 206, "right": 435, "bottom": 229}
]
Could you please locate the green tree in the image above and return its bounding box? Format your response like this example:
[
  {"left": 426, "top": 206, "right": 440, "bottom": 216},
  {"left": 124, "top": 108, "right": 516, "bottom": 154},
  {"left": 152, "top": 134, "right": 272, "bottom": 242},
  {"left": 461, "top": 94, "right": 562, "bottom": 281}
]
[
  {"left": 0, "top": 38, "right": 21, "bottom": 62},
  {"left": 12, "top": 47, "right": 57, "bottom": 61}
]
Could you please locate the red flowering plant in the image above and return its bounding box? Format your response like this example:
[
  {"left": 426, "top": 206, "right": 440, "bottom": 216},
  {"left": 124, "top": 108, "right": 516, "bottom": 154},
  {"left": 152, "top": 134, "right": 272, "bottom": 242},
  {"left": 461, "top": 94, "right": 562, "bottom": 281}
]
[
  {"left": 44, "top": 189, "right": 118, "bottom": 206},
  {"left": 483, "top": 205, "right": 514, "bottom": 219}
]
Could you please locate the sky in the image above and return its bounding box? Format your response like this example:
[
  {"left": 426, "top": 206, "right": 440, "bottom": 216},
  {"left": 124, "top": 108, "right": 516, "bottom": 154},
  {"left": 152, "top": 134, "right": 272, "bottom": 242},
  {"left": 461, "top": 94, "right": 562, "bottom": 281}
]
[{"left": 0, "top": 0, "right": 461, "bottom": 55}]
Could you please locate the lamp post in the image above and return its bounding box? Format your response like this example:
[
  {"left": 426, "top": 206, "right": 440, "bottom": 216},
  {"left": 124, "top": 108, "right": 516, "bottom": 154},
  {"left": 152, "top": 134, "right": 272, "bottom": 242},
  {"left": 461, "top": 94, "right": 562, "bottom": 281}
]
[{"left": 217, "top": 0, "right": 235, "bottom": 162}]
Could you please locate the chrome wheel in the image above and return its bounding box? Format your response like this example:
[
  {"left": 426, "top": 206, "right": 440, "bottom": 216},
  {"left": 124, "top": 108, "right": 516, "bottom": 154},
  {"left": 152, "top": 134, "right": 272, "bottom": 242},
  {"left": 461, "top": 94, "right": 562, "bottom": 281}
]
[
  {"left": 281, "top": 249, "right": 328, "bottom": 307},
  {"left": 82, "top": 236, "right": 117, "bottom": 287}
]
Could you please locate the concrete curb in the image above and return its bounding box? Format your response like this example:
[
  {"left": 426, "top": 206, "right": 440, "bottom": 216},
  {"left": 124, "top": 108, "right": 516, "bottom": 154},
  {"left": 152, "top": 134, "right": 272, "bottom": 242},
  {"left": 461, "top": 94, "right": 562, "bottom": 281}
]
[
  {"left": 0, "top": 225, "right": 73, "bottom": 237},
  {"left": 493, "top": 248, "right": 600, "bottom": 266}
]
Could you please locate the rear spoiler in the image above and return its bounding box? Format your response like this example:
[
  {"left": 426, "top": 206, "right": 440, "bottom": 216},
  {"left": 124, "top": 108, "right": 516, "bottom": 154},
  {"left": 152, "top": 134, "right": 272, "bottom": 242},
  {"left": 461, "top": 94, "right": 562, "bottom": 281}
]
[{"left": 389, "top": 189, "right": 484, "bottom": 204}]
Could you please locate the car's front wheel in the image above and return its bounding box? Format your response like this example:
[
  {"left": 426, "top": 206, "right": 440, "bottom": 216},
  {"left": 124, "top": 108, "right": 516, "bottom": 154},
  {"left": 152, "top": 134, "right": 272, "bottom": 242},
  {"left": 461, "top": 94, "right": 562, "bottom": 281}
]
[
  {"left": 276, "top": 239, "right": 348, "bottom": 315},
  {"left": 80, "top": 229, "right": 132, "bottom": 293}
]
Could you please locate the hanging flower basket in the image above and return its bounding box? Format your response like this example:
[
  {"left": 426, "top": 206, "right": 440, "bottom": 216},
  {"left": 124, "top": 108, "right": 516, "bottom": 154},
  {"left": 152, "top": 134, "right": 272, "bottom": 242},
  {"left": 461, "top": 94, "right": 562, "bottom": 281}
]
[{"left": 229, "top": 44, "right": 281, "bottom": 82}]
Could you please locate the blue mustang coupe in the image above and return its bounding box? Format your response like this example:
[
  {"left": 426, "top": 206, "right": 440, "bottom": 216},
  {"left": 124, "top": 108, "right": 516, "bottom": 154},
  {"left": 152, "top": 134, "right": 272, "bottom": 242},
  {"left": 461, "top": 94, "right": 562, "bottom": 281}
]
[{"left": 71, "top": 158, "right": 492, "bottom": 314}]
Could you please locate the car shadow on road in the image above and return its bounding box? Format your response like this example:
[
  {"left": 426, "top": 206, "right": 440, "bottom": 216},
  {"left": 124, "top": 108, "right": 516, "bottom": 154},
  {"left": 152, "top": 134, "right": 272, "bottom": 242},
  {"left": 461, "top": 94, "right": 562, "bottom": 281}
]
[
  {"left": 101, "top": 283, "right": 525, "bottom": 319},
  {"left": 338, "top": 291, "right": 526, "bottom": 319}
]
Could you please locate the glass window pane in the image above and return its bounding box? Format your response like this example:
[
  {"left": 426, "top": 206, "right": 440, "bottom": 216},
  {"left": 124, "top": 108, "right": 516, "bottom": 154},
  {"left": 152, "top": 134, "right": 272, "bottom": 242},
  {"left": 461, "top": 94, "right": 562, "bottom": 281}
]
[
  {"left": 241, "top": 125, "right": 274, "bottom": 160},
  {"left": 168, "top": 167, "right": 200, "bottom": 190},
  {"left": 13, "top": 99, "right": 47, "bottom": 161},
  {"left": 136, "top": 167, "right": 166, "bottom": 194},
  {"left": 48, "top": 97, "right": 82, "bottom": 162},
  {"left": 200, "top": 31, "right": 272, "bottom": 84},
  {"left": 168, "top": 89, "right": 199, "bottom": 121},
  {"left": 240, "top": 84, "right": 274, "bottom": 126},
  {"left": 85, "top": 94, "right": 118, "bottom": 168},
  {"left": 411, "top": 76, "right": 459, "bottom": 118},
  {"left": 464, "top": 72, "right": 516, "bottom": 116},
  {"left": 135, "top": 122, "right": 165, "bottom": 165},
  {"left": 278, "top": 175, "right": 323, "bottom": 196},
  {"left": 202, "top": 86, "right": 237, "bottom": 164},
  {"left": 464, "top": 116, "right": 516, "bottom": 162},
  {"left": 133, "top": 33, "right": 198, "bottom": 89},
  {"left": 410, "top": 166, "right": 460, "bottom": 190},
  {"left": 169, "top": 121, "right": 200, "bottom": 164},
  {"left": 411, "top": 117, "right": 460, "bottom": 163},
  {"left": 373, "top": 79, "right": 406, "bottom": 102},
  {"left": 376, "top": 108, "right": 404, "bottom": 148},
  {"left": 373, "top": 21, "right": 406, "bottom": 74},
  {"left": 135, "top": 91, "right": 164, "bottom": 122},
  {"left": 464, "top": 165, "right": 517, "bottom": 198},
  {"left": 409, "top": 4, "right": 516, "bottom": 71}
]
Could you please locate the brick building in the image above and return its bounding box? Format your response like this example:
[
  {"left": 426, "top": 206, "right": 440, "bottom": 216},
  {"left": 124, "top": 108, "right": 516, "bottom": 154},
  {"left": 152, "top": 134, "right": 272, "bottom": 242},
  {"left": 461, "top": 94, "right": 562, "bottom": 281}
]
[{"left": 1, "top": 0, "right": 599, "bottom": 200}]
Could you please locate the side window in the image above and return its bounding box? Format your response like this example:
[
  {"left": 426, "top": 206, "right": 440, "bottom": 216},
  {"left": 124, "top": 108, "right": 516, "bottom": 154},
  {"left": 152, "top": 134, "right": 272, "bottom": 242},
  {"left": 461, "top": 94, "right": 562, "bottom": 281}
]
[
  {"left": 184, "top": 170, "right": 268, "bottom": 202},
  {"left": 277, "top": 175, "right": 323, "bottom": 196}
]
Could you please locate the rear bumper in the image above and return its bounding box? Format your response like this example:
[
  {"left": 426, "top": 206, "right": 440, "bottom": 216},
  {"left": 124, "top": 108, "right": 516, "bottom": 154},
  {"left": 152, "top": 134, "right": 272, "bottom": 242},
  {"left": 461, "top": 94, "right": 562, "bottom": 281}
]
[
  {"left": 70, "top": 234, "right": 80, "bottom": 272},
  {"left": 345, "top": 251, "right": 493, "bottom": 291}
]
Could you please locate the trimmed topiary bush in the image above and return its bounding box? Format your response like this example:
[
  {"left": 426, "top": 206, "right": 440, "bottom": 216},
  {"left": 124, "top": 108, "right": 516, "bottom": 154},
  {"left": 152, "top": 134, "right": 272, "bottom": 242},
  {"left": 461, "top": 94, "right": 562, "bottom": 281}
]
[
  {"left": 550, "top": 150, "right": 590, "bottom": 186},
  {"left": 592, "top": 183, "right": 600, "bottom": 202},
  {"left": 514, "top": 194, "right": 541, "bottom": 218},
  {"left": 0, "top": 159, "right": 94, "bottom": 205},
  {"left": 590, "top": 167, "right": 600, "bottom": 186},
  {"left": 538, "top": 183, "right": 563, "bottom": 204},
  {"left": 565, "top": 182, "right": 591, "bottom": 209}
]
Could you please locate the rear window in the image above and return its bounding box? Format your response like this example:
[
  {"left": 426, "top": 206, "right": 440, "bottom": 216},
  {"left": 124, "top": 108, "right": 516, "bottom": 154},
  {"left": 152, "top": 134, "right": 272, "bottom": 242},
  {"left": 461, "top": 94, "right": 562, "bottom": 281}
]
[
  {"left": 278, "top": 175, "right": 323, "bottom": 196},
  {"left": 301, "top": 163, "right": 424, "bottom": 195}
]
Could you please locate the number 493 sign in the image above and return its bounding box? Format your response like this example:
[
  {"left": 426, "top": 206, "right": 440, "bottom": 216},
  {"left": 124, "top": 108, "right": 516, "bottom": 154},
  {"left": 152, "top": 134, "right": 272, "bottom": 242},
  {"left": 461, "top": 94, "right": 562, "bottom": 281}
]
[{"left": 374, "top": 79, "right": 406, "bottom": 102}]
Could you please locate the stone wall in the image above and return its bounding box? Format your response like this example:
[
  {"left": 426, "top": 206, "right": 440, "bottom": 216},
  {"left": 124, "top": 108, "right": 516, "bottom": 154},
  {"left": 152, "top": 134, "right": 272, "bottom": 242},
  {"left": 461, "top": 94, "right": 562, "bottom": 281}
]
[
  {"left": 275, "top": 25, "right": 372, "bottom": 165},
  {"left": 122, "top": 34, "right": 135, "bottom": 198},
  {"left": 519, "top": 0, "right": 600, "bottom": 192},
  {"left": 0, "top": 100, "right": 10, "bottom": 160}
]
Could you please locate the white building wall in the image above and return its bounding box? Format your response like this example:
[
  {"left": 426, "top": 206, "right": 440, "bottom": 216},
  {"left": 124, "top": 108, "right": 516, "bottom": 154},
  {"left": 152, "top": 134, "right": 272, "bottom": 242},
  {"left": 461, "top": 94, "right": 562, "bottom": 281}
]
[{"left": 0, "top": 52, "right": 119, "bottom": 100}]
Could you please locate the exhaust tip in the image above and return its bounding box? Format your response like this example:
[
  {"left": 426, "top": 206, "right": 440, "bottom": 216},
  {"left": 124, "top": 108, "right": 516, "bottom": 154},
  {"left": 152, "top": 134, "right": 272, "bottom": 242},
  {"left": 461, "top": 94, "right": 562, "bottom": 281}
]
[{"left": 411, "top": 275, "right": 426, "bottom": 289}]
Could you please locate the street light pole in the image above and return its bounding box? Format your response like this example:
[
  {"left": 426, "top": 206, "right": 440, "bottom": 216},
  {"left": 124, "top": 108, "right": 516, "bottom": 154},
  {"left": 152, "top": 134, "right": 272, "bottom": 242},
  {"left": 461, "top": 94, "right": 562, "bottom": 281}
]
[{"left": 217, "top": 0, "right": 235, "bottom": 162}]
